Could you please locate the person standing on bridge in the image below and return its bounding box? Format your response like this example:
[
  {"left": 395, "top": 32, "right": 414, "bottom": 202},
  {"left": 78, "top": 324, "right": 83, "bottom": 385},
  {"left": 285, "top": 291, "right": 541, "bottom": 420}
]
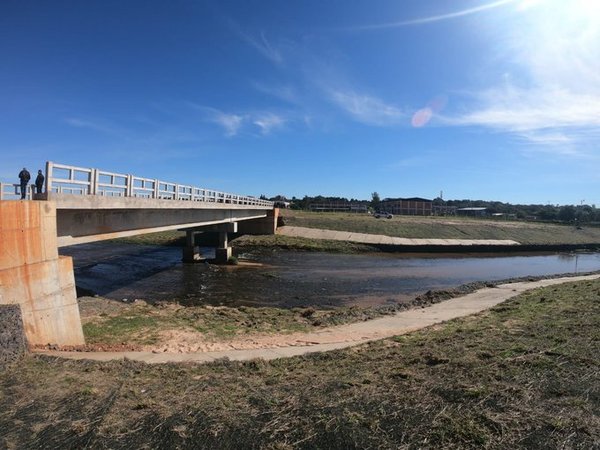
[
  {"left": 35, "top": 169, "right": 45, "bottom": 194},
  {"left": 18, "top": 168, "right": 30, "bottom": 199}
]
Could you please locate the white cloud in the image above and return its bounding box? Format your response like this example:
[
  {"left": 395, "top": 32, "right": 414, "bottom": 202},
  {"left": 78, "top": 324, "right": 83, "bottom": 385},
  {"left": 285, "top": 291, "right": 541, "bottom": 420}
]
[
  {"left": 213, "top": 112, "right": 245, "bottom": 137},
  {"left": 189, "top": 103, "right": 290, "bottom": 137},
  {"left": 252, "top": 82, "right": 299, "bottom": 104},
  {"left": 189, "top": 104, "right": 245, "bottom": 137},
  {"left": 253, "top": 113, "right": 285, "bottom": 135},
  {"left": 449, "top": 87, "right": 600, "bottom": 133},
  {"left": 230, "top": 20, "right": 283, "bottom": 65},
  {"left": 64, "top": 117, "right": 117, "bottom": 134},
  {"left": 352, "top": 0, "right": 518, "bottom": 30},
  {"left": 328, "top": 89, "right": 405, "bottom": 126}
]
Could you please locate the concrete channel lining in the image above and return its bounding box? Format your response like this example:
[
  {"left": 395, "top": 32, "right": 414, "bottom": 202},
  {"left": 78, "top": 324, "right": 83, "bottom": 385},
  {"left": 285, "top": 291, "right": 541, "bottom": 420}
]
[{"left": 277, "top": 226, "right": 520, "bottom": 246}]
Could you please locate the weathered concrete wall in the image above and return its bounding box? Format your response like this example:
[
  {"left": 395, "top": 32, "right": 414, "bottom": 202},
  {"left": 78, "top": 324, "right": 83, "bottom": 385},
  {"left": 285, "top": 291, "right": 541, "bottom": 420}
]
[
  {"left": 0, "top": 304, "right": 27, "bottom": 367},
  {"left": 0, "top": 201, "right": 84, "bottom": 346},
  {"left": 238, "top": 208, "right": 279, "bottom": 235}
]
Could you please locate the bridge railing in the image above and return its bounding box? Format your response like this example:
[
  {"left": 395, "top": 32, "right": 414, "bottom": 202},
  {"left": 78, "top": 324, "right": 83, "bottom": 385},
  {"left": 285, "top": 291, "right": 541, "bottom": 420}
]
[
  {"left": 45, "top": 162, "right": 274, "bottom": 207},
  {"left": 0, "top": 183, "right": 35, "bottom": 200}
]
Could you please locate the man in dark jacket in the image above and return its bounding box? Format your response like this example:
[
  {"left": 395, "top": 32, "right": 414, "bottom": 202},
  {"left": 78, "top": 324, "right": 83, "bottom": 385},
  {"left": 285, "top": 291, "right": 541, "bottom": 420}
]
[
  {"left": 18, "top": 168, "right": 31, "bottom": 199},
  {"left": 35, "top": 170, "right": 45, "bottom": 194}
]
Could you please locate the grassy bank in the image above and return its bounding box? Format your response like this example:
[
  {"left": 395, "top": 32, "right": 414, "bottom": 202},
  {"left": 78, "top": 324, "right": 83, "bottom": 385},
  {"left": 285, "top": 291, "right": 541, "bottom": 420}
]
[
  {"left": 1, "top": 279, "right": 599, "bottom": 448},
  {"left": 280, "top": 210, "right": 600, "bottom": 245},
  {"left": 76, "top": 286, "right": 460, "bottom": 349},
  {"left": 101, "top": 210, "right": 600, "bottom": 253}
]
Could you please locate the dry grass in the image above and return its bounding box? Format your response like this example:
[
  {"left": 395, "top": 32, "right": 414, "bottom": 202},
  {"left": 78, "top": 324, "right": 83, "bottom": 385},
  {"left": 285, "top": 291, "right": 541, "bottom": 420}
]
[
  {"left": 280, "top": 210, "right": 600, "bottom": 245},
  {"left": 1, "top": 279, "right": 599, "bottom": 448}
]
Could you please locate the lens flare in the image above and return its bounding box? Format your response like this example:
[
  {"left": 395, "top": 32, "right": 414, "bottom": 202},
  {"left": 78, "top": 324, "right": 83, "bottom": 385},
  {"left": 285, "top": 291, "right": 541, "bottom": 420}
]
[{"left": 411, "top": 95, "right": 448, "bottom": 127}]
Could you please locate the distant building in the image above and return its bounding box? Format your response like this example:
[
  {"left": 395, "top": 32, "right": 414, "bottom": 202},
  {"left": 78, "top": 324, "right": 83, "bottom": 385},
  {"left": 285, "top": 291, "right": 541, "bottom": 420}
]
[
  {"left": 380, "top": 197, "right": 433, "bottom": 216},
  {"left": 309, "top": 202, "right": 369, "bottom": 213},
  {"left": 456, "top": 207, "right": 488, "bottom": 217}
]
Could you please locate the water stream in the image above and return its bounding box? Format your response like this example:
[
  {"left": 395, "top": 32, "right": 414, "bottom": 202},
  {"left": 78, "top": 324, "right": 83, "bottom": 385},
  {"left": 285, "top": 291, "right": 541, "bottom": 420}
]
[{"left": 60, "top": 243, "right": 600, "bottom": 308}]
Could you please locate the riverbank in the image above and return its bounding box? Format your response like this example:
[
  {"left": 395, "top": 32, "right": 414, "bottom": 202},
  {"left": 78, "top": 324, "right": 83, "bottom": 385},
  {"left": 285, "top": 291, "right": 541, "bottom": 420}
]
[
  {"left": 2, "top": 277, "right": 598, "bottom": 448},
  {"left": 106, "top": 210, "right": 600, "bottom": 253},
  {"left": 279, "top": 210, "right": 600, "bottom": 245},
  {"left": 34, "top": 270, "right": 600, "bottom": 354}
]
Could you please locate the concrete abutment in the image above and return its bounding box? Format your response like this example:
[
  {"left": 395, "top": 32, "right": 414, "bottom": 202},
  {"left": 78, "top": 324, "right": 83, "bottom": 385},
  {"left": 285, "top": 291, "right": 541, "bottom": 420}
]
[{"left": 0, "top": 201, "right": 84, "bottom": 347}]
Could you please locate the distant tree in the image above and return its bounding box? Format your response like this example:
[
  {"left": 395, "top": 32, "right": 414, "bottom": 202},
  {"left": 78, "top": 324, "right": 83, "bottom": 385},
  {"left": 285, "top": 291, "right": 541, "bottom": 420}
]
[
  {"left": 558, "top": 205, "right": 576, "bottom": 223},
  {"left": 371, "top": 192, "right": 381, "bottom": 211}
]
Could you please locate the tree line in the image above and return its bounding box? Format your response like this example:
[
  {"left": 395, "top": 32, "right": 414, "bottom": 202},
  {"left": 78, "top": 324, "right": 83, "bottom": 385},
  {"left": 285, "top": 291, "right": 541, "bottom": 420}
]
[{"left": 260, "top": 194, "right": 600, "bottom": 224}]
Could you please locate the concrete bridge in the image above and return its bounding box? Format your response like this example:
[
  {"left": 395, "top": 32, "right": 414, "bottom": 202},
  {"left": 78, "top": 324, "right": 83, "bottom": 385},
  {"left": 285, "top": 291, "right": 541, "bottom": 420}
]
[{"left": 0, "top": 162, "right": 278, "bottom": 348}]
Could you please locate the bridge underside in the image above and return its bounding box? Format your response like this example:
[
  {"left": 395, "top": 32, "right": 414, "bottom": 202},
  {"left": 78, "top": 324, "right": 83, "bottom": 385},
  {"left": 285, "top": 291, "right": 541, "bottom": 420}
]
[
  {"left": 56, "top": 208, "right": 268, "bottom": 246},
  {"left": 50, "top": 194, "right": 273, "bottom": 247}
]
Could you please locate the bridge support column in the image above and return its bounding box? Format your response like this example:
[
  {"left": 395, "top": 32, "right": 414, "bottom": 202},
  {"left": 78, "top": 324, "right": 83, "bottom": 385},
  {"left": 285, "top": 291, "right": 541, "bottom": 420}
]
[
  {"left": 182, "top": 230, "right": 202, "bottom": 263},
  {"left": 215, "top": 222, "right": 237, "bottom": 263}
]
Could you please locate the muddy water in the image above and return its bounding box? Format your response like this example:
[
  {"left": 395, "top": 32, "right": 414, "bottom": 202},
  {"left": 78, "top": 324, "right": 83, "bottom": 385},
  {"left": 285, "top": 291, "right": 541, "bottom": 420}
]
[{"left": 60, "top": 243, "right": 600, "bottom": 308}]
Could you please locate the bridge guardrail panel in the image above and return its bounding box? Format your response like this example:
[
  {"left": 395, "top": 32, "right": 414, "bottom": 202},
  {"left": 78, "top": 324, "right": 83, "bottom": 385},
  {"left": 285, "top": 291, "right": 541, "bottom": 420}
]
[{"left": 10, "top": 162, "right": 274, "bottom": 208}]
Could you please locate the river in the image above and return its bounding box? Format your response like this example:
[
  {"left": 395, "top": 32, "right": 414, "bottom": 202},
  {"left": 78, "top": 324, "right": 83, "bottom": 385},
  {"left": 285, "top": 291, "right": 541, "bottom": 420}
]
[{"left": 60, "top": 243, "right": 600, "bottom": 308}]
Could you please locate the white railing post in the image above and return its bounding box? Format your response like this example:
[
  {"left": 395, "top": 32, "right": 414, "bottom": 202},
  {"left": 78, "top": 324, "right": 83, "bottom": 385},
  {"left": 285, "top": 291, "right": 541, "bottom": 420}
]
[
  {"left": 45, "top": 161, "right": 53, "bottom": 194},
  {"left": 90, "top": 169, "right": 98, "bottom": 195},
  {"left": 153, "top": 179, "right": 158, "bottom": 199},
  {"left": 126, "top": 175, "right": 134, "bottom": 197}
]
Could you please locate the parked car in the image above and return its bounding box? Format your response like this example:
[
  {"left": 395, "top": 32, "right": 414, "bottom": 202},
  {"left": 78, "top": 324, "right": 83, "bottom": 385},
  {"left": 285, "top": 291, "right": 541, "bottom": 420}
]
[{"left": 374, "top": 211, "right": 393, "bottom": 219}]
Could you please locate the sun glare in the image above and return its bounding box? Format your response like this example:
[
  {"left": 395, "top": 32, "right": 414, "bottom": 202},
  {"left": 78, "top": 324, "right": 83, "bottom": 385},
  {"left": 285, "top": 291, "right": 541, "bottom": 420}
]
[
  {"left": 578, "top": 0, "right": 600, "bottom": 16},
  {"left": 523, "top": 0, "right": 600, "bottom": 21}
]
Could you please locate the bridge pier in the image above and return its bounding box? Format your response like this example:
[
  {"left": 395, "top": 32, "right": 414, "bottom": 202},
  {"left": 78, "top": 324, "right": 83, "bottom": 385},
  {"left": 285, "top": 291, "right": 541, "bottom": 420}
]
[
  {"left": 181, "top": 222, "right": 238, "bottom": 264},
  {"left": 216, "top": 229, "right": 232, "bottom": 263},
  {"left": 182, "top": 230, "right": 202, "bottom": 263},
  {"left": 214, "top": 222, "right": 238, "bottom": 263}
]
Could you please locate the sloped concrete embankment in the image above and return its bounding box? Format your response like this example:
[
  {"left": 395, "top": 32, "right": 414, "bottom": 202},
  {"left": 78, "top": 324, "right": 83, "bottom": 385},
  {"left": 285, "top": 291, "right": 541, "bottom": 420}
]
[{"left": 277, "top": 226, "right": 600, "bottom": 253}]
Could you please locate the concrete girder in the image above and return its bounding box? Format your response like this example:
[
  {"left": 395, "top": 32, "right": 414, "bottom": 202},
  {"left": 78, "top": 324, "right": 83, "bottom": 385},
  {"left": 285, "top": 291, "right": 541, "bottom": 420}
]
[{"left": 56, "top": 208, "right": 265, "bottom": 247}]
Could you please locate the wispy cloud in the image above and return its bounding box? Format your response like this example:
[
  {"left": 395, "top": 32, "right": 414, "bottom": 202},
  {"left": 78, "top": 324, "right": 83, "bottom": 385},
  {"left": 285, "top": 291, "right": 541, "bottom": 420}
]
[
  {"left": 64, "top": 117, "right": 119, "bottom": 135},
  {"left": 228, "top": 19, "right": 283, "bottom": 65},
  {"left": 190, "top": 103, "right": 290, "bottom": 137},
  {"left": 252, "top": 82, "right": 299, "bottom": 104},
  {"left": 253, "top": 113, "right": 285, "bottom": 135},
  {"left": 189, "top": 104, "right": 245, "bottom": 137},
  {"left": 448, "top": 87, "right": 600, "bottom": 133},
  {"left": 213, "top": 112, "right": 245, "bottom": 137},
  {"left": 328, "top": 89, "right": 405, "bottom": 126},
  {"left": 351, "top": 0, "right": 518, "bottom": 30}
]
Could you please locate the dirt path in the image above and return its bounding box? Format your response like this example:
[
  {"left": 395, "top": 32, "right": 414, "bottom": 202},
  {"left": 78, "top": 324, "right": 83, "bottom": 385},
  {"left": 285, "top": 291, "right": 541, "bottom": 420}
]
[
  {"left": 277, "top": 225, "right": 520, "bottom": 246},
  {"left": 35, "top": 274, "right": 600, "bottom": 364}
]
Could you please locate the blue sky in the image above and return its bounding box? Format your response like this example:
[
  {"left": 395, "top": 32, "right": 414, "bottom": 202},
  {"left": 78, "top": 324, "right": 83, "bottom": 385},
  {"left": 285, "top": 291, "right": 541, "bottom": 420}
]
[{"left": 1, "top": 0, "right": 599, "bottom": 205}]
